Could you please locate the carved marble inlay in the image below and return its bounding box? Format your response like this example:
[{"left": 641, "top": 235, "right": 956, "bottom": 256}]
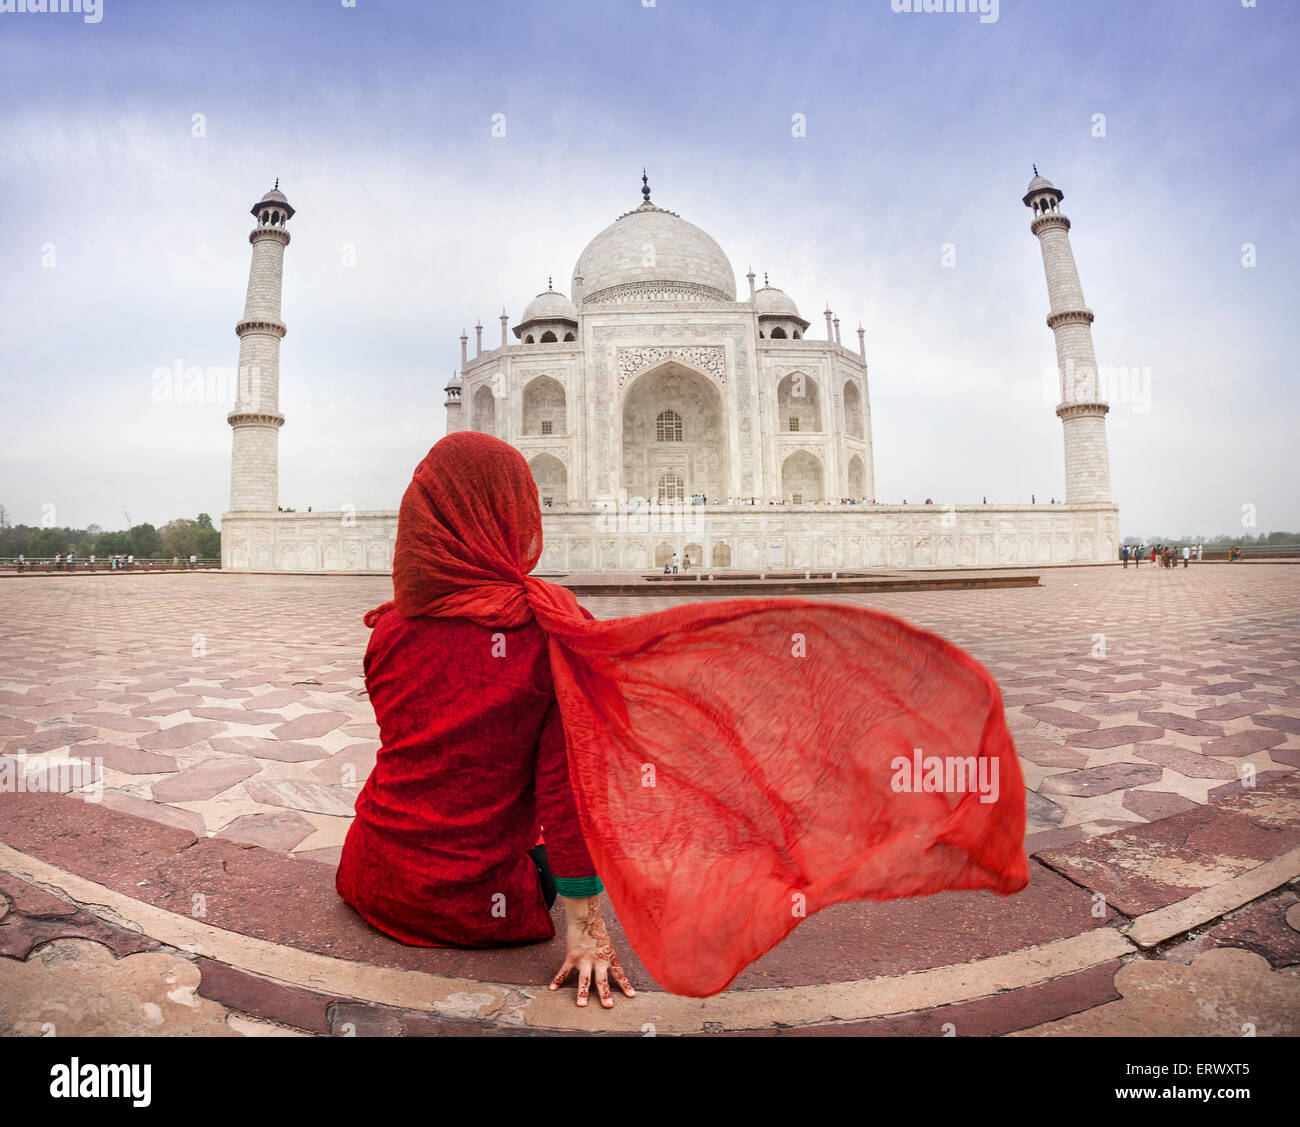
[
  {"left": 617, "top": 346, "right": 726, "bottom": 388},
  {"left": 587, "top": 281, "right": 729, "bottom": 306}
]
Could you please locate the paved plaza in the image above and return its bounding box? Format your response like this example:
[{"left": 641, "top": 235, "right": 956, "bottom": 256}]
[{"left": 1, "top": 564, "right": 1298, "bottom": 1036}]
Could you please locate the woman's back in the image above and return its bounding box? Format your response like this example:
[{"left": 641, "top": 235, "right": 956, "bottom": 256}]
[{"left": 336, "top": 606, "right": 576, "bottom": 947}]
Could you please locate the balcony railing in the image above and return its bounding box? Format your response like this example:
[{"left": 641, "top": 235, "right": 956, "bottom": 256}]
[{"left": 3, "top": 558, "right": 221, "bottom": 573}]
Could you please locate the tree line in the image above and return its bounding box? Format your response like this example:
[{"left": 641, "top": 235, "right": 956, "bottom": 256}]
[
  {"left": 1123, "top": 531, "right": 1298, "bottom": 548},
  {"left": 0, "top": 511, "right": 221, "bottom": 560}
]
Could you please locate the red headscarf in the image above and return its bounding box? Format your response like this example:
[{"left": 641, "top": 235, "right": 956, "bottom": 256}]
[{"left": 368, "top": 432, "right": 1027, "bottom": 996}]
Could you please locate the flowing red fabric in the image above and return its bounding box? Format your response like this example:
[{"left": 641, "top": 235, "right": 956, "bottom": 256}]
[{"left": 367, "top": 431, "right": 1028, "bottom": 997}]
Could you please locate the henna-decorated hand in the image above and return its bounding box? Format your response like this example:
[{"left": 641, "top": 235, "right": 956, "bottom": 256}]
[{"left": 549, "top": 895, "right": 637, "bottom": 1008}]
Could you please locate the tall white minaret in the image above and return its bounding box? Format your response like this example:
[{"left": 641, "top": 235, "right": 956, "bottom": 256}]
[
  {"left": 1025, "top": 169, "right": 1112, "bottom": 504},
  {"left": 227, "top": 183, "right": 293, "bottom": 512},
  {"left": 444, "top": 371, "right": 464, "bottom": 433}
]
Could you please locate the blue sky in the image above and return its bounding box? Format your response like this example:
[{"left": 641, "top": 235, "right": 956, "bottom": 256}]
[{"left": 0, "top": 0, "right": 1295, "bottom": 540}]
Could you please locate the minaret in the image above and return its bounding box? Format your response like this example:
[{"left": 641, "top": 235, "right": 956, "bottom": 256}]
[
  {"left": 227, "top": 182, "right": 293, "bottom": 512},
  {"left": 444, "top": 371, "right": 464, "bottom": 434},
  {"left": 1025, "top": 169, "right": 1112, "bottom": 504}
]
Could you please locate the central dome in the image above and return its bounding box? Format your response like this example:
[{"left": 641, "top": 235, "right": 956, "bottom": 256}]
[{"left": 573, "top": 200, "right": 736, "bottom": 303}]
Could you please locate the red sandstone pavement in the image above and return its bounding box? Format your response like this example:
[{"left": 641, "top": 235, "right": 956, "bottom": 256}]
[{"left": 0, "top": 564, "right": 1298, "bottom": 1036}]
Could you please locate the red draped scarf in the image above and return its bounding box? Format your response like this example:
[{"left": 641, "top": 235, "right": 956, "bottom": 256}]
[{"left": 366, "top": 432, "right": 1028, "bottom": 996}]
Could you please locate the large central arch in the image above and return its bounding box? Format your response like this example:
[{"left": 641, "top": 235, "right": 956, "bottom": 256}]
[{"left": 621, "top": 361, "right": 727, "bottom": 503}]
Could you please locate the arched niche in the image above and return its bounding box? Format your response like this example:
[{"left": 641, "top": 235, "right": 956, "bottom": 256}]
[
  {"left": 843, "top": 380, "right": 864, "bottom": 439},
  {"left": 777, "top": 372, "right": 822, "bottom": 433},
  {"left": 781, "top": 450, "right": 825, "bottom": 504},
  {"left": 847, "top": 454, "right": 865, "bottom": 497},
  {"left": 473, "top": 385, "right": 496, "bottom": 435},
  {"left": 528, "top": 453, "right": 567, "bottom": 507},
  {"left": 522, "top": 375, "right": 565, "bottom": 436},
  {"left": 621, "top": 361, "right": 726, "bottom": 504}
]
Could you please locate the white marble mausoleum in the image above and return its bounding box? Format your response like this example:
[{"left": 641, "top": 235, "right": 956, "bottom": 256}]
[{"left": 221, "top": 172, "right": 1118, "bottom": 572}]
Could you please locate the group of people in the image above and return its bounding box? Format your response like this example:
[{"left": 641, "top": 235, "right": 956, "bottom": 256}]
[
  {"left": 13, "top": 553, "right": 201, "bottom": 572},
  {"left": 722, "top": 497, "right": 872, "bottom": 506},
  {"left": 48, "top": 553, "right": 133, "bottom": 570},
  {"left": 1122, "top": 544, "right": 1196, "bottom": 569}
]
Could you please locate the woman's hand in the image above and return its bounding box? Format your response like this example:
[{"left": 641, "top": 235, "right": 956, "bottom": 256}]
[{"left": 549, "top": 895, "right": 636, "bottom": 1008}]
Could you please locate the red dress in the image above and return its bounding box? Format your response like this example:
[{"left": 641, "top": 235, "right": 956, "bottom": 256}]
[{"left": 335, "top": 606, "right": 598, "bottom": 947}]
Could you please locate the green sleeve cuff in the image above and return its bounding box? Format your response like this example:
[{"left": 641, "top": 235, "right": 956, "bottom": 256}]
[{"left": 554, "top": 874, "right": 604, "bottom": 898}]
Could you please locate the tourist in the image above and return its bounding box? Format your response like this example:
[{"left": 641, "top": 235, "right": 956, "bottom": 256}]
[
  {"left": 54, "top": 552, "right": 62, "bottom": 570},
  {"left": 1150, "top": 546, "right": 1157, "bottom": 566},
  {"left": 89, "top": 554, "right": 95, "bottom": 568},
  {"left": 1182, "top": 545, "right": 1190, "bottom": 568},
  {"left": 670, "top": 551, "right": 680, "bottom": 575},
  {"left": 1122, "top": 545, "right": 1129, "bottom": 568},
  {"left": 16, "top": 553, "right": 24, "bottom": 572},
  {"left": 333, "top": 431, "right": 1028, "bottom": 1004},
  {"left": 67, "top": 552, "right": 75, "bottom": 570},
  {"left": 190, "top": 553, "right": 197, "bottom": 569}
]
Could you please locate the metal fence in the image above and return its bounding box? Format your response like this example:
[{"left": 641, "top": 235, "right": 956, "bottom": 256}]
[{"left": 3, "top": 558, "right": 221, "bottom": 573}]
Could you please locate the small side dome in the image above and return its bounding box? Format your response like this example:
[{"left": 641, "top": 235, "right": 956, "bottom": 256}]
[
  {"left": 514, "top": 279, "right": 579, "bottom": 342},
  {"left": 754, "top": 284, "right": 800, "bottom": 318},
  {"left": 753, "top": 276, "right": 810, "bottom": 339},
  {"left": 1026, "top": 173, "right": 1053, "bottom": 193},
  {"left": 520, "top": 287, "right": 578, "bottom": 324}
]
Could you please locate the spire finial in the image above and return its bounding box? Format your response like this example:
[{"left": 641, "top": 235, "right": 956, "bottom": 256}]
[
  {"left": 1032, "top": 164, "right": 1038, "bottom": 176},
  {"left": 274, "top": 177, "right": 279, "bottom": 190},
  {"left": 641, "top": 168, "right": 651, "bottom": 203},
  {"left": 764, "top": 272, "right": 769, "bottom": 287},
  {"left": 548, "top": 275, "right": 553, "bottom": 290}
]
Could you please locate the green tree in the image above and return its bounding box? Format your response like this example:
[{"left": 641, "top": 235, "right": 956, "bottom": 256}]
[
  {"left": 161, "top": 519, "right": 200, "bottom": 559},
  {"left": 196, "top": 513, "right": 214, "bottom": 529},
  {"left": 94, "top": 531, "right": 128, "bottom": 555},
  {"left": 127, "top": 523, "right": 163, "bottom": 559},
  {"left": 196, "top": 527, "right": 221, "bottom": 558},
  {"left": 30, "top": 528, "right": 70, "bottom": 557}
]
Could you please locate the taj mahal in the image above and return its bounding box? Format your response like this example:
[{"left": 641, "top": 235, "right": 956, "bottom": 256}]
[{"left": 221, "top": 171, "right": 1118, "bottom": 573}]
